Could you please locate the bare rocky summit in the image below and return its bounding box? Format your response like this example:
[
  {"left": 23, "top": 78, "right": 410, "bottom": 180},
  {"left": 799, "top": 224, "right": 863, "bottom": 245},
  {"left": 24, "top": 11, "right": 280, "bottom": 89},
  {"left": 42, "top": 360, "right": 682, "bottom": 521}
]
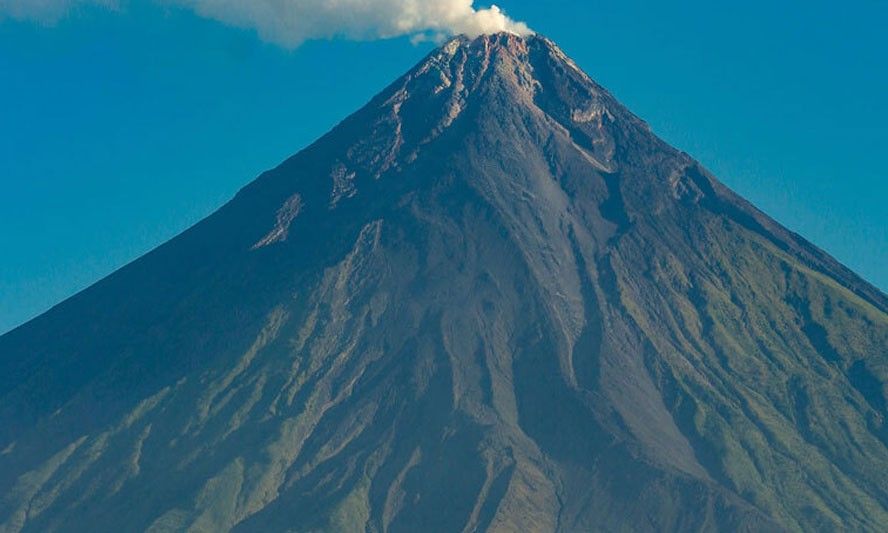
[{"left": 1, "top": 33, "right": 887, "bottom": 532}]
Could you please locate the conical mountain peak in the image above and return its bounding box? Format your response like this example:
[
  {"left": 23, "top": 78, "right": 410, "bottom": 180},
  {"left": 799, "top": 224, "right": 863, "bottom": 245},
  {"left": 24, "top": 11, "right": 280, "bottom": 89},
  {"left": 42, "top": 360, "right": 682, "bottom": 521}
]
[
  {"left": 1, "top": 32, "right": 887, "bottom": 533},
  {"left": 384, "top": 30, "right": 638, "bottom": 144},
  {"left": 272, "top": 32, "right": 645, "bottom": 202}
]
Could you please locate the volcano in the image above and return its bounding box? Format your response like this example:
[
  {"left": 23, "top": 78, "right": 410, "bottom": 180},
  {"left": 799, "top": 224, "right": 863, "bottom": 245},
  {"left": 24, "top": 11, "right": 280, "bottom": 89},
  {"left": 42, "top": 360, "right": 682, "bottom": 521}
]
[{"left": 1, "top": 33, "right": 887, "bottom": 532}]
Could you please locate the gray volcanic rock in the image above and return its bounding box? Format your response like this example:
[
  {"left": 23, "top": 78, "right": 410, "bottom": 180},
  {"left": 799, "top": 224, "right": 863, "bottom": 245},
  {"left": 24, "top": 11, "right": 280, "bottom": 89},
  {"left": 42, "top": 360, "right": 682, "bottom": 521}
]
[{"left": 1, "top": 33, "right": 887, "bottom": 532}]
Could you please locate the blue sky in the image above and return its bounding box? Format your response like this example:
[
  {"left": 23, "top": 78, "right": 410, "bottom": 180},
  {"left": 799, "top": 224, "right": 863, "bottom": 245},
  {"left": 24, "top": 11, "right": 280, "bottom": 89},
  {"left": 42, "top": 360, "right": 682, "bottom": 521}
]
[{"left": 1, "top": 0, "right": 886, "bottom": 334}]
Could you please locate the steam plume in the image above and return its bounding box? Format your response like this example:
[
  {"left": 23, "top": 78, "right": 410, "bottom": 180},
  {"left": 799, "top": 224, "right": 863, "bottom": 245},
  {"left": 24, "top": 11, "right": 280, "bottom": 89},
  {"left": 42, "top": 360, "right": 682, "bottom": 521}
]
[
  {"left": 0, "top": 0, "right": 532, "bottom": 47},
  {"left": 174, "top": 0, "right": 532, "bottom": 47}
]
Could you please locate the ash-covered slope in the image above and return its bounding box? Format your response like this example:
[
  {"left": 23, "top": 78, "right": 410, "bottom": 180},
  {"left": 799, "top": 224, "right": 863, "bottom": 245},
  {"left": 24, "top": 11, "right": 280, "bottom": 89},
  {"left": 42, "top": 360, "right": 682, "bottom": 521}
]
[{"left": 1, "top": 33, "right": 887, "bottom": 532}]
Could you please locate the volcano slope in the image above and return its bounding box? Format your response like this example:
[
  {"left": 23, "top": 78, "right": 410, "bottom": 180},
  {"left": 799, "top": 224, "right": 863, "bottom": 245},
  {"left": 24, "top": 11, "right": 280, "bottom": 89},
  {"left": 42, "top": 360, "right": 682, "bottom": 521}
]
[{"left": 1, "top": 33, "right": 887, "bottom": 532}]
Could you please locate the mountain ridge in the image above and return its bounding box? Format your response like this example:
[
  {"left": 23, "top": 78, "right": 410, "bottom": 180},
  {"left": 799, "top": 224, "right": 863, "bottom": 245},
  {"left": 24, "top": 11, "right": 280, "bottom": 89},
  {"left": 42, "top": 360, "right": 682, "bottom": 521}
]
[{"left": 1, "top": 32, "right": 887, "bottom": 532}]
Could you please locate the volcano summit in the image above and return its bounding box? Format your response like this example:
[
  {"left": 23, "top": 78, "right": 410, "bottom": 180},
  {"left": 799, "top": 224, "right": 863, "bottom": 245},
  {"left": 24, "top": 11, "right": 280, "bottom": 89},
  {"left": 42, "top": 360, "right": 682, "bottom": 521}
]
[{"left": 1, "top": 33, "right": 887, "bottom": 532}]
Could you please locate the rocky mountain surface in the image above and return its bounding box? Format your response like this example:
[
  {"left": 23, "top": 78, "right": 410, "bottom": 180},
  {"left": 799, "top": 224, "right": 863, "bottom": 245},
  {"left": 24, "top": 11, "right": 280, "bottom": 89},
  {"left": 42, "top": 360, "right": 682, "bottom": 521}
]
[{"left": 1, "top": 33, "right": 887, "bottom": 532}]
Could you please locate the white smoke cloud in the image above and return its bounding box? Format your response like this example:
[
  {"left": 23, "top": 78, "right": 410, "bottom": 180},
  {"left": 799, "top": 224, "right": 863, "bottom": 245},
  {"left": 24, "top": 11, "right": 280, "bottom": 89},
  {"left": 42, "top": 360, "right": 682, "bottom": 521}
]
[
  {"left": 173, "top": 0, "right": 532, "bottom": 47},
  {"left": 0, "top": 0, "right": 531, "bottom": 46}
]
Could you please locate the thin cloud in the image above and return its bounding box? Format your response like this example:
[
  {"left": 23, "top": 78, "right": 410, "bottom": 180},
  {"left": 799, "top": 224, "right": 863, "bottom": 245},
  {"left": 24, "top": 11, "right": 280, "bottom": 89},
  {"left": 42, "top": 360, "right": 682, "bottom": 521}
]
[{"left": 0, "top": 0, "right": 115, "bottom": 23}]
